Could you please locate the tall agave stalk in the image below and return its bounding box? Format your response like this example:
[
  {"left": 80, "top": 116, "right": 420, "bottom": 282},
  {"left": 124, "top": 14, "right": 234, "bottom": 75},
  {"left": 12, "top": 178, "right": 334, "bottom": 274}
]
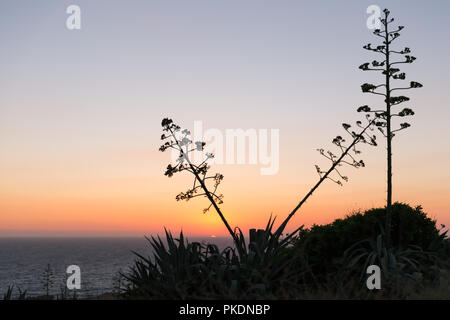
[{"left": 358, "top": 8, "right": 422, "bottom": 247}]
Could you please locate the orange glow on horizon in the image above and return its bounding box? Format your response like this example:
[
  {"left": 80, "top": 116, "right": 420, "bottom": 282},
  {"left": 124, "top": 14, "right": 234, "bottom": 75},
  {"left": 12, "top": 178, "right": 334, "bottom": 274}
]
[{"left": 1, "top": 142, "right": 449, "bottom": 237}]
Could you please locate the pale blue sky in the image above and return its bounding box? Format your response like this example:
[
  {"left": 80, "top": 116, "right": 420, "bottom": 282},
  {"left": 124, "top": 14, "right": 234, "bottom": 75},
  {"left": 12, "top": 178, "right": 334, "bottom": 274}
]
[
  {"left": 1, "top": 1, "right": 449, "bottom": 131},
  {"left": 1, "top": 1, "right": 450, "bottom": 235}
]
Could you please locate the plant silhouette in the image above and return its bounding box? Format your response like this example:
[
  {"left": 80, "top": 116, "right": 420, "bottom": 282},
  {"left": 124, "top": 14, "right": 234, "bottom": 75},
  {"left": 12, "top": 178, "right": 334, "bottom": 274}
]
[
  {"left": 158, "top": 118, "right": 239, "bottom": 248},
  {"left": 274, "top": 110, "right": 379, "bottom": 240},
  {"left": 41, "top": 263, "right": 54, "bottom": 298},
  {"left": 159, "top": 111, "right": 377, "bottom": 250},
  {"left": 359, "top": 8, "right": 422, "bottom": 247}
]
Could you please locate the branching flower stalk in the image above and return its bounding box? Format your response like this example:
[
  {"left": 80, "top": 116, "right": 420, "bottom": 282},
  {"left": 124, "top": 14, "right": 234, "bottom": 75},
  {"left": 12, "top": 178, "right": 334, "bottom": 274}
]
[
  {"left": 159, "top": 118, "right": 242, "bottom": 251},
  {"left": 274, "top": 115, "right": 378, "bottom": 240},
  {"left": 359, "top": 9, "right": 422, "bottom": 248}
]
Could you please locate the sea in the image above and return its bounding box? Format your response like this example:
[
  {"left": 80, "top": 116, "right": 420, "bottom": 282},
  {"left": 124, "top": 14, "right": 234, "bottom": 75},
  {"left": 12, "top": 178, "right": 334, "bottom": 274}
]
[{"left": 0, "top": 236, "right": 233, "bottom": 298}]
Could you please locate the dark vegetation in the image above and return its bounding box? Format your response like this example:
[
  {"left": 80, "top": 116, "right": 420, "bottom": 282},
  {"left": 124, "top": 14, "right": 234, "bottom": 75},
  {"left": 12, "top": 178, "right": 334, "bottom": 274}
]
[
  {"left": 119, "top": 204, "right": 448, "bottom": 299},
  {"left": 117, "top": 9, "right": 448, "bottom": 300},
  {"left": 2, "top": 9, "right": 448, "bottom": 300},
  {"left": 358, "top": 8, "right": 422, "bottom": 248},
  {"left": 292, "top": 204, "right": 448, "bottom": 286}
]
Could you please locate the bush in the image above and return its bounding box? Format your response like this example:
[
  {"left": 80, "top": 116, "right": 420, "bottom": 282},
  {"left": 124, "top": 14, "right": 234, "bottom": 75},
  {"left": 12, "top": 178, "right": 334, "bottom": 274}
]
[{"left": 291, "top": 203, "right": 445, "bottom": 278}]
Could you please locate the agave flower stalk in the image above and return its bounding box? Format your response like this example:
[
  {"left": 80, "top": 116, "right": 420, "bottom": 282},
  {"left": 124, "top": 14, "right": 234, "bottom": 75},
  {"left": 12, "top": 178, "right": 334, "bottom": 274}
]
[
  {"left": 159, "top": 118, "right": 242, "bottom": 252},
  {"left": 359, "top": 9, "right": 422, "bottom": 247},
  {"left": 275, "top": 115, "right": 378, "bottom": 240}
]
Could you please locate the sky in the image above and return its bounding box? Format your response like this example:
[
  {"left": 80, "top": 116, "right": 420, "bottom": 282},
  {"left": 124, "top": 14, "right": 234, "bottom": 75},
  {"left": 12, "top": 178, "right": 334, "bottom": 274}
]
[{"left": 0, "top": 0, "right": 449, "bottom": 237}]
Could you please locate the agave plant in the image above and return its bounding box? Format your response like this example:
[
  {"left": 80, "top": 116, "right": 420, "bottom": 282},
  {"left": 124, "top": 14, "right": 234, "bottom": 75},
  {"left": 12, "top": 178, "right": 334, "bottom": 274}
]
[
  {"left": 2, "top": 285, "right": 27, "bottom": 300},
  {"left": 122, "top": 227, "right": 307, "bottom": 299},
  {"left": 342, "top": 231, "right": 432, "bottom": 285},
  {"left": 228, "top": 217, "right": 306, "bottom": 297},
  {"left": 122, "top": 230, "right": 240, "bottom": 299},
  {"left": 2, "top": 285, "right": 13, "bottom": 300}
]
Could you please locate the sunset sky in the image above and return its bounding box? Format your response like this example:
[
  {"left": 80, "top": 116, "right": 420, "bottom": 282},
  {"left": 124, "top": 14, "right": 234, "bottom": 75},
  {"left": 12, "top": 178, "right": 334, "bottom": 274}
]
[{"left": 1, "top": 0, "right": 449, "bottom": 237}]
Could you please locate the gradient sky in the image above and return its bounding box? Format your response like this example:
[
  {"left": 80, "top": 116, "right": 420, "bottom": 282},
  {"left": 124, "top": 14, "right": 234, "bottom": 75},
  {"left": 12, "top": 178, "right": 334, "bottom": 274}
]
[{"left": 1, "top": 0, "right": 449, "bottom": 237}]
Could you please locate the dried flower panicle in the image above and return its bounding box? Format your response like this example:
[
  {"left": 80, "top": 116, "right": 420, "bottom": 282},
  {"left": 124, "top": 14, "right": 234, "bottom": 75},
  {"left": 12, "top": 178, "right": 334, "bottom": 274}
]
[{"left": 159, "top": 118, "right": 224, "bottom": 214}]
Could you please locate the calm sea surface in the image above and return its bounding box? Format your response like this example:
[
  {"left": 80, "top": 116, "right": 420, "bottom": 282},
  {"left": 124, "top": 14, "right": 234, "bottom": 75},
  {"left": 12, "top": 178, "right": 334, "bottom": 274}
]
[{"left": 0, "top": 237, "right": 233, "bottom": 298}]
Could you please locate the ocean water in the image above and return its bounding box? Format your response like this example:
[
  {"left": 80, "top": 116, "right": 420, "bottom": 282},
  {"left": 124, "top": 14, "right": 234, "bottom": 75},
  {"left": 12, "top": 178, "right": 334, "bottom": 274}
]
[{"left": 0, "top": 236, "right": 233, "bottom": 298}]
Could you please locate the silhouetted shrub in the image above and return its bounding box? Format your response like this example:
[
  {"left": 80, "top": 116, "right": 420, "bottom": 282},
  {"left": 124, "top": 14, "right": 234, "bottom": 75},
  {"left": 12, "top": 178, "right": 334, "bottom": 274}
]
[{"left": 292, "top": 203, "right": 445, "bottom": 278}]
